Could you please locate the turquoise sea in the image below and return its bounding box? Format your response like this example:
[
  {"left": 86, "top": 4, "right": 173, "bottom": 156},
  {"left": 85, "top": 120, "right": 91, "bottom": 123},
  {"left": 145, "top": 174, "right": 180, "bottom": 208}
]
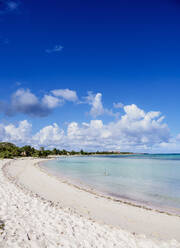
[{"left": 41, "top": 154, "right": 180, "bottom": 215}]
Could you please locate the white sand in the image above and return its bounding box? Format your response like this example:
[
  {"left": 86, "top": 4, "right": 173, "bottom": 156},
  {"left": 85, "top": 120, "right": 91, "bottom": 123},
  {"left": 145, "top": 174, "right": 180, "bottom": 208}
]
[{"left": 0, "top": 158, "right": 180, "bottom": 248}]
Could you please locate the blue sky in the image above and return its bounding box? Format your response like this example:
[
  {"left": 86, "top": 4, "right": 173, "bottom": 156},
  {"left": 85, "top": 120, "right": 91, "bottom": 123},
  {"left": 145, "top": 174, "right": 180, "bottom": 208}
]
[{"left": 0, "top": 0, "right": 180, "bottom": 152}]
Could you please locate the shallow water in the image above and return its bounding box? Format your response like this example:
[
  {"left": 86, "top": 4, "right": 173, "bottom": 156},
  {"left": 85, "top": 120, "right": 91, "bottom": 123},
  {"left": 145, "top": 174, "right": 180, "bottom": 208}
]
[{"left": 42, "top": 154, "right": 180, "bottom": 215}]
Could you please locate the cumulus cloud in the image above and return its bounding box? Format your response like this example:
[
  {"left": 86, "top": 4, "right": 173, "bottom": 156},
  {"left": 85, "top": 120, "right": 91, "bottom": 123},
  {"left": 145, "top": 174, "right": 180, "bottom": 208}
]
[
  {"left": 42, "top": 94, "right": 62, "bottom": 109},
  {"left": 12, "top": 88, "right": 38, "bottom": 108},
  {"left": 51, "top": 89, "right": 78, "bottom": 102},
  {"left": 65, "top": 105, "right": 169, "bottom": 151},
  {"left": 9, "top": 89, "right": 53, "bottom": 117},
  {"left": 1, "top": 88, "right": 118, "bottom": 118},
  {"left": 0, "top": 87, "right": 178, "bottom": 152},
  {"left": 0, "top": 88, "right": 78, "bottom": 117},
  {"left": 0, "top": 120, "right": 31, "bottom": 145},
  {"left": 45, "top": 45, "right": 63, "bottom": 53},
  {"left": 85, "top": 92, "right": 104, "bottom": 117},
  {"left": 123, "top": 104, "right": 146, "bottom": 120},
  {"left": 85, "top": 92, "right": 119, "bottom": 118},
  {"left": 0, "top": 104, "right": 173, "bottom": 152},
  {"left": 33, "top": 123, "right": 64, "bottom": 147}
]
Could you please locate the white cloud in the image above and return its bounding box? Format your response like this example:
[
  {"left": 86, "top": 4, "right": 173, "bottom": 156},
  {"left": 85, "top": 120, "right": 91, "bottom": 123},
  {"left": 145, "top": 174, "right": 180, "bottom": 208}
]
[
  {"left": 45, "top": 45, "right": 63, "bottom": 53},
  {"left": 12, "top": 88, "right": 39, "bottom": 109},
  {"left": 1, "top": 89, "right": 119, "bottom": 118},
  {"left": 85, "top": 92, "right": 104, "bottom": 117},
  {"left": 42, "top": 94, "right": 62, "bottom": 109},
  {"left": 113, "top": 102, "right": 124, "bottom": 109},
  {"left": 9, "top": 89, "right": 51, "bottom": 117},
  {"left": 33, "top": 123, "right": 64, "bottom": 147},
  {"left": 66, "top": 120, "right": 112, "bottom": 150},
  {"left": 0, "top": 88, "right": 78, "bottom": 117},
  {"left": 90, "top": 93, "right": 104, "bottom": 117},
  {"left": 85, "top": 92, "right": 119, "bottom": 118},
  {"left": 3, "top": 120, "right": 31, "bottom": 145},
  {"left": 0, "top": 91, "right": 179, "bottom": 152},
  {"left": 0, "top": 103, "right": 170, "bottom": 152},
  {"left": 123, "top": 104, "right": 145, "bottom": 120},
  {"left": 51, "top": 89, "right": 78, "bottom": 102},
  {"left": 0, "top": 103, "right": 173, "bottom": 151},
  {"left": 64, "top": 104, "right": 169, "bottom": 151}
]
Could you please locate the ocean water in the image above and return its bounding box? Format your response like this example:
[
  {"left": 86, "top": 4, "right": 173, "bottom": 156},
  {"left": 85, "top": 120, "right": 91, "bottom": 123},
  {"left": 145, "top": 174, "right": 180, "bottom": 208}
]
[{"left": 41, "top": 154, "right": 180, "bottom": 215}]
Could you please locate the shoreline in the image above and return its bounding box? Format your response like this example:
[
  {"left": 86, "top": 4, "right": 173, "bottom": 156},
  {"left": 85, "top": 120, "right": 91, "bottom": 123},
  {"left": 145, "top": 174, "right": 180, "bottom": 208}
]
[
  {"left": 40, "top": 159, "right": 180, "bottom": 218},
  {"left": 2, "top": 158, "right": 180, "bottom": 245}
]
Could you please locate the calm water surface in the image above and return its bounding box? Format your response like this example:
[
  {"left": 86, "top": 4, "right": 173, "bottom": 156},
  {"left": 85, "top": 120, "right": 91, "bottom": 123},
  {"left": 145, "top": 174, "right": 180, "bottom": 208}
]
[{"left": 41, "top": 154, "right": 180, "bottom": 215}]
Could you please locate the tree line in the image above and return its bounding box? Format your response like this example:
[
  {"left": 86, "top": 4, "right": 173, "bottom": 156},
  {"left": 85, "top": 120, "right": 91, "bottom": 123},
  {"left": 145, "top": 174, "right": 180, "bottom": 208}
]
[{"left": 0, "top": 142, "right": 133, "bottom": 159}]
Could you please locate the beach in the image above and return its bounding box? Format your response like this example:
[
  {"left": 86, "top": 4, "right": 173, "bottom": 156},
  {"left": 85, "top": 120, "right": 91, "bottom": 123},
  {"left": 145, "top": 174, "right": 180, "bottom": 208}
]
[{"left": 0, "top": 158, "right": 180, "bottom": 248}]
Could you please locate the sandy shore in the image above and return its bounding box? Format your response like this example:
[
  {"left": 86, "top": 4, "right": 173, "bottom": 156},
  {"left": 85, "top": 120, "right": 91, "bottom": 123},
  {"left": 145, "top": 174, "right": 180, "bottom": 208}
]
[{"left": 0, "top": 158, "right": 180, "bottom": 247}]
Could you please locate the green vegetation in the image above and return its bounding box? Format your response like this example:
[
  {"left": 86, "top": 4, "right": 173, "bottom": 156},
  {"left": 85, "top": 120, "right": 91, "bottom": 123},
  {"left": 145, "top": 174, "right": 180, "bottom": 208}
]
[
  {"left": 0, "top": 142, "right": 48, "bottom": 159},
  {"left": 0, "top": 142, "right": 134, "bottom": 159}
]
